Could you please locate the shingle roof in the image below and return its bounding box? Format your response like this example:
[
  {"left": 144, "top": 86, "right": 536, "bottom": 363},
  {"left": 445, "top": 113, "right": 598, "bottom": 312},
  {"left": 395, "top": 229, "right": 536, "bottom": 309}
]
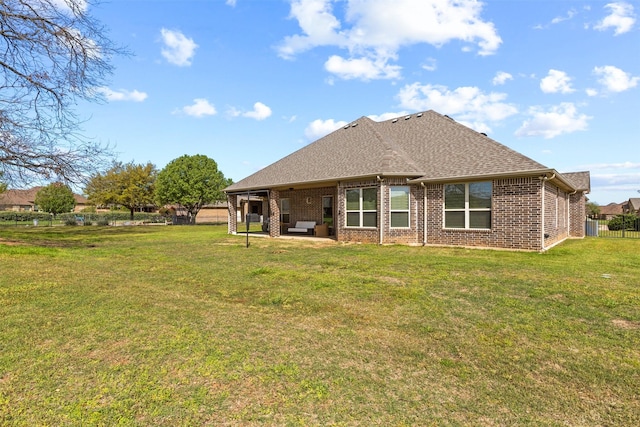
[
  {"left": 226, "top": 110, "right": 583, "bottom": 192},
  {"left": 560, "top": 171, "right": 591, "bottom": 192},
  {"left": 599, "top": 202, "right": 624, "bottom": 215},
  {"left": 628, "top": 198, "right": 640, "bottom": 211},
  {"left": 0, "top": 187, "right": 87, "bottom": 207}
]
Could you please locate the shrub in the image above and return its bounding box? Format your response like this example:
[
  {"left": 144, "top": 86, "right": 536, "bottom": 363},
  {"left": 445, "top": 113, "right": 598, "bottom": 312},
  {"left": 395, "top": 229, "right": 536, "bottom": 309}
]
[
  {"left": 607, "top": 214, "right": 639, "bottom": 231},
  {"left": 64, "top": 218, "right": 78, "bottom": 226}
]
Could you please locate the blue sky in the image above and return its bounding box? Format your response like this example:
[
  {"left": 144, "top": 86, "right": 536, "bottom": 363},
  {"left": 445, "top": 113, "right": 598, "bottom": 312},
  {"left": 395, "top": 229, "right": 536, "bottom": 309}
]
[{"left": 76, "top": 0, "right": 639, "bottom": 205}]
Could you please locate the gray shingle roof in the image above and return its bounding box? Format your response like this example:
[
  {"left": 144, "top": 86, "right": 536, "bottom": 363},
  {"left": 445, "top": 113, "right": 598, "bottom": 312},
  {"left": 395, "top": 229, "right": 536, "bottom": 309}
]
[
  {"left": 560, "top": 171, "right": 591, "bottom": 192},
  {"left": 226, "top": 110, "right": 583, "bottom": 192}
]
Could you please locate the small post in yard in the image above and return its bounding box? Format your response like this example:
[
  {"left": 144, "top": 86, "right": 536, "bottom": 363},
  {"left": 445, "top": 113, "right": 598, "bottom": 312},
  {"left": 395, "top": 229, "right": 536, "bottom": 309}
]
[
  {"left": 246, "top": 191, "right": 250, "bottom": 248},
  {"left": 246, "top": 211, "right": 251, "bottom": 248}
]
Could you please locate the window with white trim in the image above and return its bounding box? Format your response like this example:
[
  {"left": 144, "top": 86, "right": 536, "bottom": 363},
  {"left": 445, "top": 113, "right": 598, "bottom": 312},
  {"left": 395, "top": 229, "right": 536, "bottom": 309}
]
[
  {"left": 280, "top": 198, "right": 290, "bottom": 224},
  {"left": 444, "top": 182, "right": 492, "bottom": 229},
  {"left": 346, "top": 188, "right": 377, "bottom": 227},
  {"left": 390, "top": 186, "right": 410, "bottom": 228}
]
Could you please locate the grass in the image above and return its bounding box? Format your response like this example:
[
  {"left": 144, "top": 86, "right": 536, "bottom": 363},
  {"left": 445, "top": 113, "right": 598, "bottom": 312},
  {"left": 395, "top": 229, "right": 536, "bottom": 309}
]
[{"left": 0, "top": 225, "right": 639, "bottom": 426}]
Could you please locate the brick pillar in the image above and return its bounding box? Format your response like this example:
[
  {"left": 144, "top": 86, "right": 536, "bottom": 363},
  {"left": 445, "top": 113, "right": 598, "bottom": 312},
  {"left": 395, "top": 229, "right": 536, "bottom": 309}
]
[
  {"left": 269, "top": 190, "right": 280, "bottom": 238},
  {"left": 227, "top": 194, "right": 237, "bottom": 234}
]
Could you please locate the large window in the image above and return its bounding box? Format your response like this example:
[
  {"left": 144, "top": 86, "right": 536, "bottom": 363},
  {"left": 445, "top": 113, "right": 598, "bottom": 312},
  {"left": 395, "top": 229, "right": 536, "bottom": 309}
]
[
  {"left": 444, "top": 182, "right": 492, "bottom": 229},
  {"left": 346, "top": 188, "right": 377, "bottom": 227},
  {"left": 390, "top": 186, "right": 410, "bottom": 228},
  {"left": 280, "top": 198, "right": 290, "bottom": 224}
]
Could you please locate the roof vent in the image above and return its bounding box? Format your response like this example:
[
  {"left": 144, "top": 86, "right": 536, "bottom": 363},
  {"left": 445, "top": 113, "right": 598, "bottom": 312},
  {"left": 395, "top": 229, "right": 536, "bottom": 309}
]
[
  {"left": 343, "top": 125, "right": 349, "bottom": 129},
  {"left": 405, "top": 115, "right": 411, "bottom": 120},
  {"left": 392, "top": 118, "right": 398, "bottom": 123},
  {"left": 417, "top": 112, "right": 423, "bottom": 117},
  {"left": 480, "top": 132, "right": 487, "bottom": 136},
  {"left": 351, "top": 122, "right": 358, "bottom": 127}
]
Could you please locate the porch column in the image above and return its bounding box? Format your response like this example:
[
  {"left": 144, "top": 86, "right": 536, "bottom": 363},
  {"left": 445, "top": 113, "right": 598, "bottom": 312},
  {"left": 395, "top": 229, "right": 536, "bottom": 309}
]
[
  {"left": 269, "top": 190, "right": 281, "bottom": 238},
  {"left": 227, "top": 194, "right": 237, "bottom": 234}
]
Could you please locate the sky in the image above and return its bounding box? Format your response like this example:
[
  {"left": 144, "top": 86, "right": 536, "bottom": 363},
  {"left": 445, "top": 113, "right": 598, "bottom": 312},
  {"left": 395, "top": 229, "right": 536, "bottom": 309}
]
[{"left": 74, "top": 0, "right": 639, "bottom": 205}]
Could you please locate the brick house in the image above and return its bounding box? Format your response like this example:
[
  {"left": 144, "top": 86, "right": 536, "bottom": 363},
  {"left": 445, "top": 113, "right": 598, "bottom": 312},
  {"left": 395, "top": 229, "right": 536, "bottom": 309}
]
[
  {"left": 0, "top": 187, "right": 88, "bottom": 212},
  {"left": 225, "top": 110, "right": 590, "bottom": 251}
]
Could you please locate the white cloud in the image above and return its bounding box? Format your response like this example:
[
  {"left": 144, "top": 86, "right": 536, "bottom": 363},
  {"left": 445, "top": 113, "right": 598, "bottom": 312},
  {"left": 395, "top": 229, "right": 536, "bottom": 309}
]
[
  {"left": 422, "top": 58, "right": 437, "bottom": 72},
  {"left": 492, "top": 71, "right": 513, "bottom": 86},
  {"left": 226, "top": 0, "right": 237, "bottom": 6},
  {"left": 396, "top": 83, "right": 517, "bottom": 133},
  {"left": 591, "top": 173, "right": 640, "bottom": 189},
  {"left": 278, "top": 0, "right": 501, "bottom": 80},
  {"left": 324, "top": 54, "right": 401, "bottom": 80},
  {"left": 593, "top": 65, "right": 639, "bottom": 92},
  {"left": 96, "top": 87, "right": 148, "bottom": 102},
  {"left": 540, "top": 69, "right": 575, "bottom": 94},
  {"left": 515, "top": 103, "right": 591, "bottom": 139},
  {"left": 551, "top": 9, "right": 577, "bottom": 25},
  {"left": 51, "top": 0, "right": 88, "bottom": 15},
  {"left": 304, "top": 118, "right": 348, "bottom": 140},
  {"left": 228, "top": 102, "right": 273, "bottom": 120},
  {"left": 160, "top": 28, "right": 198, "bottom": 66},
  {"left": 586, "top": 88, "right": 599, "bottom": 97},
  {"left": 581, "top": 161, "right": 640, "bottom": 170},
  {"left": 178, "top": 98, "right": 217, "bottom": 118},
  {"left": 594, "top": 2, "right": 636, "bottom": 35},
  {"left": 242, "top": 102, "right": 273, "bottom": 120},
  {"left": 368, "top": 112, "right": 409, "bottom": 122}
]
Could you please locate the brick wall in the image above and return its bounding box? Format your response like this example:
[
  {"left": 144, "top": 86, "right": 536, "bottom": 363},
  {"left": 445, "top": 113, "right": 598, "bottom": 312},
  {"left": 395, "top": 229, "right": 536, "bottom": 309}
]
[
  {"left": 269, "top": 189, "right": 280, "bottom": 238},
  {"left": 228, "top": 176, "right": 586, "bottom": 250},
  {"left": 425, "top": 177, "right": 543, "bottom": 251},
  {"left": 569, "top": 192, "right": 586, "bottom": 237},
  {"left": 227, "top": 194, "right": 237, "bottom": 234},
  {"left": 542, "top": 181, "right": 570, "bottom": 248},
  {"left": 336, "top": 180, "right": 380, "bottom": 243}
]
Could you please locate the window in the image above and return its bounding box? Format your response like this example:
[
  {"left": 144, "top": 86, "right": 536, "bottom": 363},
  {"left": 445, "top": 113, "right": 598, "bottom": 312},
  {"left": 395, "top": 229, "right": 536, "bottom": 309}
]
[
  {"left": 280, "top": 198, "right": 290, "bottom": 224},
  {"left": 346, "top": 188, "right": 377, "bottom": 227},
  {"left": 444, "top": 182, "right": 491, "bottom": 229},
  {"left": 390, "top": 186, "right": 410, "bottom": 228}
]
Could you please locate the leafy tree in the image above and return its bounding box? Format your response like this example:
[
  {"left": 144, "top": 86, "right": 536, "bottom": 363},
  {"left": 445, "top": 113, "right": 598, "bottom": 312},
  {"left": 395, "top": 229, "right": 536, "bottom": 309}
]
[
  {"left": 34, "top": 182, "right": 76, "bottom": 216},
  {"left": 0, "top": 172, "right": 7, "bottom": 195},
  {"left": 85, "top": 162, "right": 157, "bottom": 220},
  {"left": 0, "top": 0, "right": 125, "bottom": 186},
  {"left": 155, "top": 155, "right": 231, "bottom": 224},
  {"left": 586, "top": 201, "right": 600, "bottom": 218}
]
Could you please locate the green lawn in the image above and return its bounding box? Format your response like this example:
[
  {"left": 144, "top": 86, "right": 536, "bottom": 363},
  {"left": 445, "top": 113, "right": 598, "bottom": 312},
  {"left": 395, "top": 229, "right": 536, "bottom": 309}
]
[{"left": 1, "top": 225, "right": 638, "bottom": 426}]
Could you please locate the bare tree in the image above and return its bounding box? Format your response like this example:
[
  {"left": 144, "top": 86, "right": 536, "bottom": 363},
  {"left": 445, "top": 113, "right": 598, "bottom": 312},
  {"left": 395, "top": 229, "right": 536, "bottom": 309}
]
[{"left": 0, "top": 0, "right": 124, "bottom": 186}]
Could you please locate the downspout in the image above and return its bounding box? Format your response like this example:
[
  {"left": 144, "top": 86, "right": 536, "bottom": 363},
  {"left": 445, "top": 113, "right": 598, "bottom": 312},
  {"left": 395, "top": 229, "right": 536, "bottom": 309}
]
[
  {"left": 377, "top": 175, "right": 384, "bottom": 245},
  {"left": 421, "top": 182, "right": 427, "bottom": 245}
]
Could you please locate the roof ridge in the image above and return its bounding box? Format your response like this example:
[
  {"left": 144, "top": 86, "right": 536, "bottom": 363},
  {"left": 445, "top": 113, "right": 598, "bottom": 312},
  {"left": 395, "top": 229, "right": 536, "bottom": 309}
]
[{"left": 360, "top": 118, "right": 423, "bottom": 175}]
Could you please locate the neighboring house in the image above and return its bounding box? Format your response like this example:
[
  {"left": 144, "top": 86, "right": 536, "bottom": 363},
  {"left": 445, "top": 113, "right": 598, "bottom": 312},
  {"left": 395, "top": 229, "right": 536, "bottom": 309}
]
[
  {"left": 164, "top": 202, "right": 229, "bottom": 224},
  {"left": 225, "top": 110, "right": 590, "bottom": 251},
  {"left": 624, "top": 198, "right": 640, "bottom": 215},
  {"left": 0, "top": 187, "right": 88, "bottom": 212},
  {"left": 598, "top": 202, "right": 624, "bottom": 220}
]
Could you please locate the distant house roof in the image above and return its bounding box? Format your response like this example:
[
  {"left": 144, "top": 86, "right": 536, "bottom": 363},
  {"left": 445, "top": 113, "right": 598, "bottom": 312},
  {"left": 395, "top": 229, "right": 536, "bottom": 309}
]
[
  {"left": 226, "top": 110, "right": 586, "bottom": 193},
  {"left": 0, "top": 187, "right": 87, "bottom": 207},
  {"left": 599, "top": 202, "right": 624, "bottom": 216}
]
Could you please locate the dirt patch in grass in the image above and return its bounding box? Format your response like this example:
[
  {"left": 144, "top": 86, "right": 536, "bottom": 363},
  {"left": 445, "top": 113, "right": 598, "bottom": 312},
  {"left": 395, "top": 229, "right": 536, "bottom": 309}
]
[
  {"left": 0, "top": 238, "right": 22, "bottom": 246},
  {"left": 612, "top": 319, "right": 640, "bottom": 329}
]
